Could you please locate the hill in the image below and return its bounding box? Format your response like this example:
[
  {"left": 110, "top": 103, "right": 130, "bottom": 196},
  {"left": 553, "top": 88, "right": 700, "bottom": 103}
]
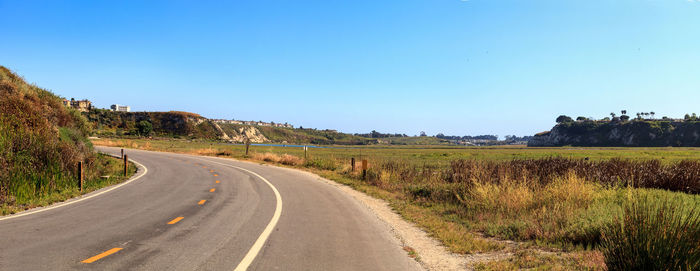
[
  {"left": 84, "top": 109, "right": 224, "bottom": 139},
  {"left": 529, "top": 119, "right": 700, "bottom": 147},
  {"left": 1, "top": 66, "right": 93, "bottom": 207},
  {"left": 218, "top": 123, "right": 376, "bottom": 145}
]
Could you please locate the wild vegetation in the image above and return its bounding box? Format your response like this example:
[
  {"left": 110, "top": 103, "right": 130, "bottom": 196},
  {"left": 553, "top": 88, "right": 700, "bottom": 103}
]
[
  {"left": 84, "top": 109, "right": 221, "bottom": 139},
  {"left": 218, "top": 123, "right": 376, "bottom": 145},
  {"left": 531, "top": 112, "right": 700, "bottom": 147},
  {"left": 0, "top": 66, "right": 135, "bottom": 215},
  {"left": 93, "top": 138, "right": 700, "bottom": 269}
]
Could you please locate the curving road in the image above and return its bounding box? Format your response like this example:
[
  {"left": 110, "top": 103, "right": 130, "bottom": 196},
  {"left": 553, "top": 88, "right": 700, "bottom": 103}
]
[{"left": 0, "top": 147, "right": 421, "bottom": 271}]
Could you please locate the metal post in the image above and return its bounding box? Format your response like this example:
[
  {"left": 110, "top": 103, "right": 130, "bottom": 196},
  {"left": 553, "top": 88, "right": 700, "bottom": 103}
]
[
  {"left": 351, "top": 158, "right": 356, "bottom": 172},
  {"left": 362, "top": 159, "right": 368, "bottom": 180},
  {"left": 123, "top": 154, "right": 128, "bottom": 176},
  {"left": 78, "top": 161, "right": 83, "bottom": 192},
  {"left": 304, "top": 146, "right": 307, "bottom": 159}
]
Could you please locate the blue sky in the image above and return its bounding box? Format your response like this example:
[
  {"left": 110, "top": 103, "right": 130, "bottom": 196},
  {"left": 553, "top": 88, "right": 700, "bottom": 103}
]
[{"left": 1, "top": 0, "right": 698, "bottom": 137}]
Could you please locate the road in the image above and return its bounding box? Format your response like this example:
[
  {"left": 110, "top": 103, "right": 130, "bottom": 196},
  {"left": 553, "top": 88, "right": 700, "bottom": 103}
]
[{"left": 0, "top": 147, "right": 422, "bottom": 271}]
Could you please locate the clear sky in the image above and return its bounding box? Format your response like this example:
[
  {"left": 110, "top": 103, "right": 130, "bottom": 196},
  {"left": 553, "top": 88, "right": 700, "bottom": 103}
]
[{"left": 1, "top": 0, "right": 698, "bottom": 137}]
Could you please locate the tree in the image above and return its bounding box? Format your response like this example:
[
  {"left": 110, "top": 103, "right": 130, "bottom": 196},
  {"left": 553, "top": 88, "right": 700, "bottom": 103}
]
[
  {"left": 137, "top": 120, "right": 153, "bottom": 136},
  {"left": 650, "top": 111, "right": 655, "bottom": 119},
  {"left": 576, "top": 116, "right": 587, "bottom": 121},
  {"left": 610, "top": 112, "right": 616, "bottom": 118},
  {"left": 556, "top": 115, "right": 573, "bottom": 123},
  {"left": 620, "top": 115, "right": 630, "bottom": 122},
  {"left": 621, "top": 110, "right": 627, "bottom": 115},
  {"left": 420, "top": 131, "right": 427, "bottom": 137}
]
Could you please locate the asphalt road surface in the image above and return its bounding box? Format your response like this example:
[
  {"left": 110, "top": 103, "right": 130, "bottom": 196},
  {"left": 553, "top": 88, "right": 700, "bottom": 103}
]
[{"left": 0, "top": 147, "right": 421, "bottom": 271}]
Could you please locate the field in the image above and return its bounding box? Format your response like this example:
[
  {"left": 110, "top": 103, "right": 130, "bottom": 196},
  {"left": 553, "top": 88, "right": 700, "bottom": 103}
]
[{"left": 93, "top": 138, "right": 700, "bottom": 270}]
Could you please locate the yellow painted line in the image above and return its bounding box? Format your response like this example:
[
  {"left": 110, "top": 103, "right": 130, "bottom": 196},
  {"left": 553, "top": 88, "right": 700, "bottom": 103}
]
[
  {"left": 215, "top": 180, "right": 220, "bottom": 184},
  {"left": 167, "top": 216, "right": 184, "bottom": 224},
  {"left": 209, "top": 188, "right": 216, "bottom": 192},
  {"left": 187, "top": 156, "right": 283, "bottom": 271},
  {"left": 198, "top": 200, "right": 206, "bottom": 205},
  {"left": 81, "top": 247, "right": 123, "bottom": 263},
  {"left": 202, "top": 166, "right": 207, "bottom": 168},
  {"left": 213, "top": 174, "right": 218, "bottom": 177}
]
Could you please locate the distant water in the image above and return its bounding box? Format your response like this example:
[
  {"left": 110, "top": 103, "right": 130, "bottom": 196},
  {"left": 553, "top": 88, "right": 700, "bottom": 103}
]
[{"left": 225, "top": 143, "right": 354, "bottom": 149}]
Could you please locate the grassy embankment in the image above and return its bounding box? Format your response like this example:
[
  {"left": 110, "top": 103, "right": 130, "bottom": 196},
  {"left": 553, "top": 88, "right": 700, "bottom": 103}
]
[
  {"left": 93, "top": 138, "right": 700, "bottom": 270},
  {"left": 0, "top": 66, "right": 136, "bottom": 215}
]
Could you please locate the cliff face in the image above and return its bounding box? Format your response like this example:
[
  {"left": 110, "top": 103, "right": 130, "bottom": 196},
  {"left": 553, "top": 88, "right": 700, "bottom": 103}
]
[{"left": 528, "top": 121, "right": 700, "bottom": 147}]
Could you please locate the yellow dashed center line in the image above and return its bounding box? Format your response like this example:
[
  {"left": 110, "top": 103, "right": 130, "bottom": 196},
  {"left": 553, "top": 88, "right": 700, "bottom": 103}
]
[
  {"left": 167, "top": 217, "right": 184, "bottom": 225},
  {"left": 210, "top": 188, "right": 216, "bottom": 192},
  {"left": 209, "top": 170, "right": 214, "bottom": 172},
  {"left": 213, "top": 174, "right": 218, "bottom": 177},
  {"left": 81, "top": 247, "right": 123, "bottom": 263},
  {"left": 215, "top": 180, "right": 220, "bottom": 184},
  {"left": 198, "top": 200, "right": 206, "bottom": 205}
]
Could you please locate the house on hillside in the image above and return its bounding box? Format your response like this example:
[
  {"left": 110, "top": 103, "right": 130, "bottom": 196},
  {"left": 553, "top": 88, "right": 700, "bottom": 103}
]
[
  {"left": 110, "top": 104, "right": 131, "bottom": 112},
  {"left": 63, "top": 98, "right": 92, "bottom": 112}
]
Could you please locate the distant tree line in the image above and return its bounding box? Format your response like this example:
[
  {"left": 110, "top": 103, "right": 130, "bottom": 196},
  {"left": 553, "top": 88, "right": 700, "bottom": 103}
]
[
  {"left": 556, "top": 110, "right": 699, "bottom": 124},
  {"left": 354, "top": 130, "right": 408, "bottom": 138},
  {"left": 435, "top": 134, "right": 498, "bottom": 141}
]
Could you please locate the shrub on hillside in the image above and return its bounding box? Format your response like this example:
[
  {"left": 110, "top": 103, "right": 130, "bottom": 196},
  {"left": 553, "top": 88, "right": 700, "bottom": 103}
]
[{"left": 0, "top": 66, "right": 93, "bottom": 205}]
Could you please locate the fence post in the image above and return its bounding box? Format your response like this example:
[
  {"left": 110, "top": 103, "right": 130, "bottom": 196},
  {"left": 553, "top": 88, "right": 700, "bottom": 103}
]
[
  {"left": 121, "top": 148, "right": 124, "bottom": 159},
  {"left": 245, "top": 140, "right": 250, "bottom": 156},
  {"left": 351, "top": 157, "right": 356, "bottom": 172},
  {"left": 123, "top": 154, "right": 128, "bottom": 176},
  {"left": 362, "top": 159, "right": 368, "bottom": 180},
  {"left": 304, "top": 146, "right": 308, "bottom": 159},
  {"left": 78, "top": 161, "right": 83, "bottom": 192}
]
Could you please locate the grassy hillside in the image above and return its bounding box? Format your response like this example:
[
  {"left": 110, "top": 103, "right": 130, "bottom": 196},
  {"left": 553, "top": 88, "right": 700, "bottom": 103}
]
[
  {"left": 219, "top": 123, "right": 376, "bottom": 145},
  {"left": 530, "top": 119, "right": 700, "bottom": 147},
  {"left": 0, "top": 66, "right": 134, "bottom": 214},
  {"left": 84, "top": 109, "right": 222, "bottom": 139}
]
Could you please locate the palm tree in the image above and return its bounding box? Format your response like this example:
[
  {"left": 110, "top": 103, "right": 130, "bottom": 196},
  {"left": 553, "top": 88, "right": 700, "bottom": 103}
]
[
  {"left": 650, "top": 111, "right": 655, "bottom": 119},
  {"left": 621, "top": 110, "right": 627, "bottom": 115}
]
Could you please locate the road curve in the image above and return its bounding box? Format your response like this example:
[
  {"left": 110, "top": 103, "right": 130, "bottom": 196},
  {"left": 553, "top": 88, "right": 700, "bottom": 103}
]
[{"left": 0, "top": 147, "right": 422, "bottom": 271}]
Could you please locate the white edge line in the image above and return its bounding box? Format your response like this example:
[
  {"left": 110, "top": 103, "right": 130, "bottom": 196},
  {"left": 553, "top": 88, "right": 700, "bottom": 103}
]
[
  {"left": 0, "top": 153, "right": 148, "bottom": 222},
  {"left": 190, "top": 157, "right": 283, "bottom": 271}
]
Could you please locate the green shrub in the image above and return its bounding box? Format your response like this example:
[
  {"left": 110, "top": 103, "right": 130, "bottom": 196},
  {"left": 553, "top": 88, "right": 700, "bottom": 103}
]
[{"left": 600, "top": 194, "right": 700, "bottom": 271}]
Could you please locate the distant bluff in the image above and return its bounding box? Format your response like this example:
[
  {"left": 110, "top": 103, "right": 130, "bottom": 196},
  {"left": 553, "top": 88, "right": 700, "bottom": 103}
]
[{"left": 529, "top": 120, "right": 700, "bottom": 147}]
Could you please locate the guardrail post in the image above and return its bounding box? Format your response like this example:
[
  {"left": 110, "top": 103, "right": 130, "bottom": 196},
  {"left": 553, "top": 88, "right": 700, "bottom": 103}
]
[
  {"left": 78, "top": 161, "right": 83, "bottom": 192},
  {"left": 123, "top": 154, "right": 128, "bottom": 176},
  {"left": 362, "top": 159, "right": 368, "bottom": 180},
  {"left": 351, "top": 157, "right": 356, "bottom": 172}
]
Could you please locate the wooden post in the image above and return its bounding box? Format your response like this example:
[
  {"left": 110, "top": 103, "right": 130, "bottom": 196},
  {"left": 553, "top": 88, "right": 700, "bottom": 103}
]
[
  {"left": 245, "top": 140, "right": 250, "bottom": 156},
  {"left": 304, "top": 146, "right": 308, "bottom": 159},
  {"left": 78, "top": 161, "right": 83, "bottom": 192},
  {"left": 123, "top": 154, "right": 128, "bottom": 176},
  {"left": 351, "top": 157, "right": 356, "bottom": 172},
  {"left": 121, "top": 148, "right": 124, "bottom": 159},
  {"left": 362, "top": 159, "right": 368, "bottom": 180}
]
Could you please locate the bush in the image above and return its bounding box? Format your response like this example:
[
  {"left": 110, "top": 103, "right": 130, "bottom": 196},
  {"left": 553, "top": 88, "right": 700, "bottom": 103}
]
[{"left": 600, "top": 194, "right": 700, "bottom": 271}]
